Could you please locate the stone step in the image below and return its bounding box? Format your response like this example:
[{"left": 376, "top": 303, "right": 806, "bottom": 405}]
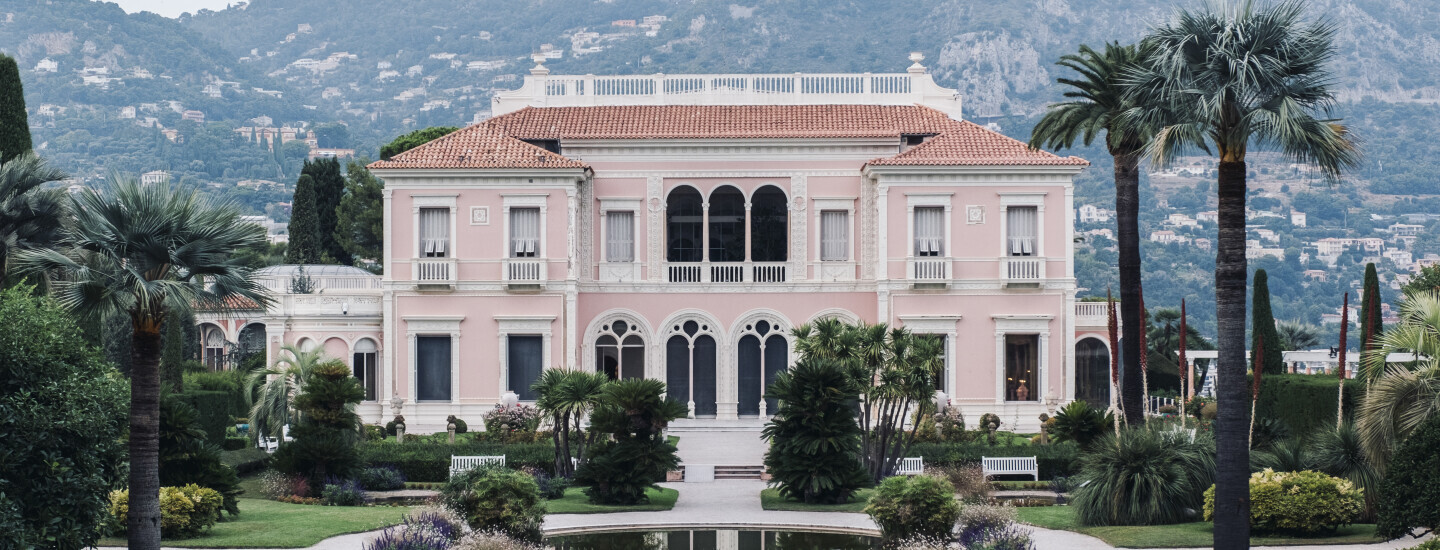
[{"left": 713, "top": 465, "right": 765, "bottom": 480}]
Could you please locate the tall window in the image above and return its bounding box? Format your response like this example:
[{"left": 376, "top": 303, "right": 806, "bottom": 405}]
[
  {"left": 914, "top": 207, "right": 944, "bottom": 257},
  {"left": 737, "top": 320, "right": 788, "bottom": 416},
  {"left": 1007, "top": 206, "right": 1037, "bottom": 256},
  {"left": 820, "top": 210, "right": 849, "bottom": 261},
  {"left": 416, "top": 336, "right": 451, "bottom": 401},
  {"left": 353, "top": 338, "right": 378, "bottom": 401},
  {"left": 510, "top": 207, "right": 539, "bottom": 258},
  {"left": 1075, "top": 338, "right": 1109, "bottom": 408},
  {"left": 203, "top": 327, "right": 225, "bottom": 370},
  {"left": 750, "top": 185, "right": 788, "bottom": 262},
  {"left": 708, "top": 186, "right": 745, "bottom": 262},
  {"left": 419, "top": 207, "right": 449, "bottom": 258},
  {"left": 665, "top": 320, "right": 717, "bottom": 417},
  {"left": 605, "top": 211, "right": 635, "bottom": 262},
  {"left": 1005, "top": 334, "right": 1039, "bottom": 401},
  {"left": 595, "top": 320, "right": 644, "bottom": 380},
  {"left": 507, "top": 335, "right": 543, "bottom": 400},
  {"left": 666, "top": 187, "right": 703, "bottom": 262}
]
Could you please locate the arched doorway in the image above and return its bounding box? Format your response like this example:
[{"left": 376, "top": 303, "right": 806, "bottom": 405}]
[
  {"left": 595, "top": 319, "right": 645, "bottom": 380},
  {"left": 1075, "top": 337, "right": 1110, "bottom": 408},
  {"left": 737, "top": 320, "right": 788, "bottom": 417},
  {"left": 237, "top": 323, "right": 266, "bottom": 366},
  {"left": 665, "top": 320, "right": 717, "bottom": 417},
  {"left": 202, "top": 324, "right": 226, "bottom": 370},
  {"left": 708, "top": 186, "right": 745, "bottom": 264},
  {"left": 666, "top": 186, "right": 703, "bottom": 263}
]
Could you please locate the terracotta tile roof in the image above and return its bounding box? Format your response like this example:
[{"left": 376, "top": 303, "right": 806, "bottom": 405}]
[
  {"left": 368, "top": 126, "right": 588, "bottom": 170},
  {"left": 194, "top": 295, "right": 262, "bottom": 311},
  {"left": 371, "top": 104, "right": 1086, "bottom": 169},
  {"left": 866, "top": 120, "right": 1089, "bottom": 167}
]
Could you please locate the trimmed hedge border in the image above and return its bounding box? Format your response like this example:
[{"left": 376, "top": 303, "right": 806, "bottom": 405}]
[
  {"left": 908, "top": 442, "right": 1080, "bottom": 480},
  {"left": 359, "top": 440, "right": 555, "bottom": 482},
  {"left": 1255, "top": 374, "right": 1365, "bottom": 436},
  {"left": 176, "top": 390, "right": 233, "bottom": 443},
  {"left": 220, "top": 448, "right": 271, "bottom": 476}
]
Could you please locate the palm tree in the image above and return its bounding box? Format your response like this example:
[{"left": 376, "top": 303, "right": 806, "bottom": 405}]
[
  {"left": 533, "top": 369, "right": 610, "bottom": 478},
  {"left": 1125, "top": 2, "right": 1360, "bottom": 547},
  {"left": 246, "top": 344, "right": 327, "bottom": 447},
  {"left": 1277, "top": 320, "right": 1322, "bottom": 352},
  {"left": 11, "top": 177, "right": 270, "bottom": 550},
  {"left": 0, "top": 152, "right": 66, "bottom": 283},
  {"left": 1358, "top": 292, "right": 1440, "bottom": 469},
  {"left": 1030, "top": 42, "right": 1153, "bottom": 426}
]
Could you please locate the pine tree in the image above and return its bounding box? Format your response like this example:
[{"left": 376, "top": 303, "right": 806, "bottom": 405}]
[
  {"left": 272, "top": 361, "right": 364, "bottom": 486},
  {"left": 335, "top": 161, "right": 384, "bottom": 271},
  {"left": 1359, "top": 262, "right": 1384, "bottom": 350},
  {"left": 1251, "top": 269, "right": 1285, "bottom": 374},
  {"left": 285, "top": 174, "right": 320, "bottom": 264},
  {"left": 301, "top": 158, "right": 350, "bottom": 265},
  {"left": 0, "top": 54, "right": 33, "bottom": 163}
]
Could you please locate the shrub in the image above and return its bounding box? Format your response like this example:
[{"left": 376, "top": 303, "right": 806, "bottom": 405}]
[
  {"left": 452, "top": 530, "right": 552, "bottom": 550},
  {"left": 934, "top": 407, "right": 972, "bottom": 442},
  {"left": 385, "top": 415, "right": 406, "bottom": 437},
  {"left": 322, "top": 478, "right": 368, "bottom": 506},
  {"left": 447, "top": 415, "right": 469, "bottom": 434},
  {"left": 957, "top": 504, "right": 1035, "bottom": 550},
  {"left": 1185, "top": 396, "right": 1213, "bottom": 420},
  {"left": 482, "top": 404, "right": 541, "bottom": 435},
  {"left": 977, "top": 413, "right": 1002, "bottom": 432},
  {"left": 1255, "top": 374, "right": 1366, "bottom": 435},
  {"left": 929, "top": 463, "right": 991, "bottom": 505},
  {"left": 762, "top": 358, "right": 871, "bottom": 504},
  {"left": 159, "top": 395, "right": 245, "bottom": 515},
  {"left": 908, "top": 442, "right": 1080, "bottom": 480},
  {"left": 526, "top": 469, "right": 569, "bottom": 500},
  {"left": 1377, "top": 414, "right": 1440, "bottom": 540},
  {"left": 0, "top": 287, "right": 129, "bottom": 549},
  {"left": 1159, "top": 404, "right": 1179, "bottom": 415},
  {"left": 272, "top": 361, "right": 365, "bottom": 486},
  {"left": 175, "top": 390, "right": 235, "bottom": 443},
  {"left": 1072, "top": 426, "right": 1215, "bottom": 526},
  {"left": 864, "top": 474, "right": 961, "bottom": 541},
  {"left": 364, "top": 424, "right": 388, "bottom": 441},
  {"left": 575, "top": 379, "right": 685, "bottom": 505},
  {"left": 1405, "top": 541, "right": 1440, "bottom": 550},
  {"left": 183, "top": 369, "right": 247, "bottom": 418},
  {"left": 1206, "top": 469, "right": 1363, "bottom": 536},
  {"left": 441, "top": 466, "right": 545, "bottom": 543},
  {"left": 221, "top": 447, "right": 272, "bottom": 476},
  {"left": 359, "top": 440, "right": 555, "bottom": 482},
  {"left": 1049, "top": 400, "right": 1113, "bottom": 449},
  {"left": 108, "top": 484, "right": 223, "bottom": 539},
  {"left": 360, "top": 466, "right": 408, "bottom": 491},
  {"left": 223, "top": 436, "right": 249, "bottom": 450}
]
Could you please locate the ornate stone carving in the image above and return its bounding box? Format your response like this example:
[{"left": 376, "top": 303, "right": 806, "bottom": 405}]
[
  {"left": 646, "top": 176, "right": 664, "bottom": 282},
  {"left": 789, "top": 175, "right": 807, "bottom": 281}
]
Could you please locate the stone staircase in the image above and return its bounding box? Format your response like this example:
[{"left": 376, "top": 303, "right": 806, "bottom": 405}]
[{"left": 713, "top": 465, "right": 765, "bottom": 480}]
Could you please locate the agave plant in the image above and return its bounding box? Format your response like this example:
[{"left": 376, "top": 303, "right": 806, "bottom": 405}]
[{"left": 1071, "top": 426, "right": 1216, "bottom": 526}]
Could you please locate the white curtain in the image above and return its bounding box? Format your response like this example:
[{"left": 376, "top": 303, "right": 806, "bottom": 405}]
[
  {"left": 1007, "top": 206, "right": 1037, "bottom": 256},
  {"left": 821, "top": 210, "right": 848, "bottom": 261},
  {"left": 510, "top": 208, "right": 540, "bottom": 257},
  {"left": 606, "top": 211, "right": 634, "bottom": 262},
  {"left": 419, "top": 208, "right": 449, "bottom": 257},
  {"left": 914, "top": 207, "right": 944, "bottom": 256}
]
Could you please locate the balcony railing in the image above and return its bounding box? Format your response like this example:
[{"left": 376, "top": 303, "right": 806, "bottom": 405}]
[
  {"left": 1001, "top": 257, "right": 1044, "bottom": 284},
  {"left": 414, "top": 258, "right": 456, "bottom": 287},
  {"left": 504, "top": 258, "right": 545, "bottom": 284},
  {"left": 665, "top": 262, "right": 788, "bottom": 284},
  {"left": 909, "top": 257, "right": 950, "bottom": 282}
]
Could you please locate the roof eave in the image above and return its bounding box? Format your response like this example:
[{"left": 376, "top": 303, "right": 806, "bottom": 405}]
[
  {"left": 369, "top": 166, "right": 592, "bottom": 179},
  {"left": 861, "top": 163, "right": 1088, "bottom": 177}
]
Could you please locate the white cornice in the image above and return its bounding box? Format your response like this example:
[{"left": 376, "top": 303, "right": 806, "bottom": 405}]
[
  {"left": 596, "top": 170, "right": 858, "bottom": 178},
  {"left": 863, "top": 164, "right": 1086, "bottom": 178}
]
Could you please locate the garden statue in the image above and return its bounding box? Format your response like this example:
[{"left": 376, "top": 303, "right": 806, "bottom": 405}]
[
  {"left": 1037, "top": 413, "right": 1050, "bottom": 445},
  {"left": 448, "top": 421, "right": 457, "bottom": 444}
]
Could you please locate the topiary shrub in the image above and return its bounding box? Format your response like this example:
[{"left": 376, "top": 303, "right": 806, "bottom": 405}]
[
  {"left": 1050, "top": 401, "right": 1114, "bottom": 449},
  {"left": 108, "top": 484, "right": 223, "bottom": 539},
  {"left": 385, "top": 416, "right": 405, "bottom": 437},
  {"left": 447, "top": 415, "right": 469, "bottom": 434},
  {"left": 1072, "top": 426, "right": 1215, "bottom": 526},
  {"left": 440, "top": 467, "right": 544, "bottom": 543},
  {"left": 273, "top": 361, "right": 364, "bottom": 486},
  {"left": 1206, "top": 469, "right": 1363, "bottom": 536},
  {"left": 864, "top": 474, "right": 961, "bottom": 542},
  {"left": 762, "top": 358, "right": 871, "bottom": 504},
  {"left": 1377, "top": 414, "right": 1440, "bottom": 540}
]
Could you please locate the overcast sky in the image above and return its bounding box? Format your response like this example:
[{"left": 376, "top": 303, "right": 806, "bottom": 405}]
[{"left": 109, "top": 0, "right": 236, "bottom": 18}]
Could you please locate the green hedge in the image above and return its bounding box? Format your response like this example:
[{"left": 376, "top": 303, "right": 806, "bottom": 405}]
[
  {"left": 176, "top": 390, "right": 233, "bottom": 443},
  {"left": 183, "top": 370, "right": 247, "bottom": 418},
  {"left": 907, "top": 442, "right": 1080, "bottom": 480},
  {"left": 219, "top": 448, "right": 271, "bottom": 476},
  {"left": 1255, "top": 374, "right": 1365, "bottom": 436},
  {"left": 358, "top": 440, "right": 555, "bottom": 482}
]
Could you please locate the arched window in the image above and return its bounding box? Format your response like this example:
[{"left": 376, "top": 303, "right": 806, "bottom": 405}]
[
  {"left": 708, "top": 186, "right": 745, "bottom": 263},
  {"left": 203, "top": 326, "right": 226, "bottom": 370},
  {"left": 665, "top": 320, "right": 717, "bottom": 417},
  {"left": 737, "top": 319, "right": 788, "bottom": 417},
  {"left": 1075, "top": 338, "right": 1110, "bottom": 408},
  {"left": 353, "top": 338, "right": 378, "bottom": 401},
  {"left": 595, "top": 320, "right": 645, "bottom": 380},
  {"left": 666, "top": 186, "right": 703, "bottom": 262},
  {"left": 750, "top": 186, "right": 788, "bottom": 262},
  {"left": 238, "top": 323, "right": 266, "bottom": 361}
]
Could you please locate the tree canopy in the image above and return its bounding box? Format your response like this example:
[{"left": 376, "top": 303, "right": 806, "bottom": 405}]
[{"left": 379, "top": 126, "right": 458, "bottom": 160}]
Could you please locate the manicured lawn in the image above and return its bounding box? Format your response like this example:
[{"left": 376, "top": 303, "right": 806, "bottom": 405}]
[
  {"left": 1017, "top": 506, "right": 1383, "bottom": 548},
  {"left": 667, "top": 435, "right": 680, "bottom": 446},
  {"left": 96, "top": 498, "right": 411, "bottom": 548},
  {"left": 759, "top": 488, "right": 875, "bottom": 513},
  {"left": 544, "top": 486, "right": 679, "bottom": 514}
]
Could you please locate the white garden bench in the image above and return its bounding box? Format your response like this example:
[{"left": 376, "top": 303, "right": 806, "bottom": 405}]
[
  {"left": 895, "top": 457, "right": 925, "bottom": 476},
  {"left": 450, "top": 455, "right": 505, "bottom": 478},
  {"left": 981, "top": 456, "right": 1038, "bottom": 481}
]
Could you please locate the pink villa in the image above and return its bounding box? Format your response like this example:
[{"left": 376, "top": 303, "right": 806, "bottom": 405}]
[{"left": 199, "top": 57, "right": 1118, "bottom": 432}]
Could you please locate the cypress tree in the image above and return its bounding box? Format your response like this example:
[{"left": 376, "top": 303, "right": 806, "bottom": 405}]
[
  {"left": 0, "top": 54, "right": 33, "bottom": 163},
  {"left": 285, "top": 174, "right": 320, "bottom": 264},
  {"left": 1359, "top": 262, "right": 1384, "bottom": 350},
  {"left": 1251, "top": 269, "right": 1285, "bottom": 374},
  {"left": 301, "top": 158, "right": 350, "bottom": 265}
]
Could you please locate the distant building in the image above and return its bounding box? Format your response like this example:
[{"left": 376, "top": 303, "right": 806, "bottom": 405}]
[
  {"left": 161, "top": 129, "right": 180, "bottom": 142},
  {"left": 1196, "top": 210, "right": 1218, "bottom": 223},
  {"left": 1194, "top": 238, "right": 1212, "bottom": 252},
  {"left": 140, "top": 171, "right": 170, "bottom": 185},
  {"left": 237, "top": 179, "right": 281, "bottom": 190},
  {"left": 203, "top": 84, "right": 223, "bottom": 98},
  {"left": 1149, "top": 230, "right": 1188, "bottom": 245},
  {"left": 181, "top": 110, "right": 205, "bottom": 123},
  {"left": 612, "top": 19, "right": 637, "bottom": 26},
  {"left": 322, "top": 87, "right": 343, "bottom": 100},
  {"left": 1290, "top": 211, "right": 1307, "bottom": 227},
  {"left": 250, "top": 115, "right": 274, "bottom": 127},
  {"left": 1077, "top": 204, "right": 1110, "bottom": 224},
  {"left": 297, "top": 23, "right": 313, "bottom": 33},
  {"left": 1246, "top": 247, "right": 1285, "bottom": 260},
  {"left": 119, "top": 106, "right": 136, "bottom": 119},
  {"left": 308, "top": 148, "right": 356, "bottom": 160},
  {"left": 1384, "top": 249, "right": 1413, "bottom": 267},
  {"left": 1303, "top": 269, "right": 1328, "bottom": 282},
  {"left": 1389, "top": 223, "right": 1424, "bottom": 237},
  {"left": 477, "top": 31, "right": 493, "bottom": 40},
  {"left": 1165, "top": 213, "right": 1199, "bottom": 228},
  {"left": 34, "top": 58, "right": 58, "bottom": 72},
  {"left": 1253, "top": 228, "right": 1278, "bottom": 242}
]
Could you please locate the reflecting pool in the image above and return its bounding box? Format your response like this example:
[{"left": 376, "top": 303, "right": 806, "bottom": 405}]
[{"left": 547, "top": 529, "right": 881, "bottom": 550}]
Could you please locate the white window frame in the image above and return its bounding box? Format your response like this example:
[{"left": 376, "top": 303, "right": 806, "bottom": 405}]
[
  {"left": 812, "top": 198, "right": 855, "bottom": 263},
  {"left": 999, "top": 193, "right": 1046, "bottom": 258},
  {"left": 411, "top": 194, "right": 458, "bottom": 260},
  {"left": 905, "top": 193, "right": 953, "bottom": 259},
  {"left": 899, "top": 315, "right": 960, "bottom": 400},
  {"left": 599, "top": 198, "right": 643, "bottom": 264},
  {"left": 992, "top": 315, "right": 1052, "bottom": 405},
  {"left": 496, "top": 315, "right": 555, "bottom": 402},
  {"left": 502, "top": 194, "right": 549, "bottom": 259},
  {"left": 403, "top": 315, "right": 463, "bottom": 404}
]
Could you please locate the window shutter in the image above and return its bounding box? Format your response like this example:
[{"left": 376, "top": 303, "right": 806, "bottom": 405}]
[
  {"left": 914, "top": 207, "right": 943, "bottom": 256},
  {"left": 419, "top": 208, "right": 449, "bottom": 258},
  {"left": 606, "top": 211, "right": 635, "bottom": 262},
  {"left": 821, "top": 211, "right": 848, "bottom": 261},
  {"left": 510, "top": 208, "right": 540, "bottom": 257}
]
